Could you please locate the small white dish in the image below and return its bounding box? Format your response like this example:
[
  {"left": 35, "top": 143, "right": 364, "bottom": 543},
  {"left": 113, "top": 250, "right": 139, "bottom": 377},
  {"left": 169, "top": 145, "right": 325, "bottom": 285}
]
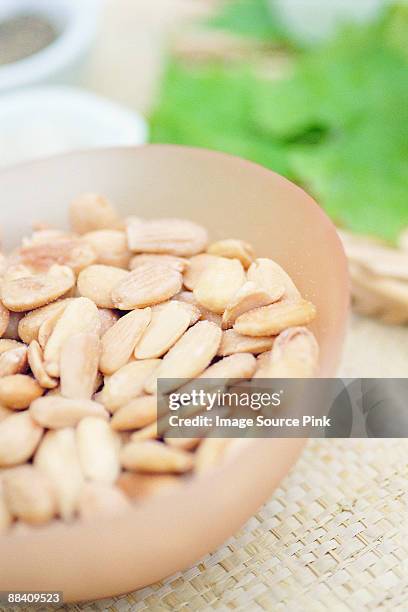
[
  {"left": 0, "top": 0, "right": 101, "bottom": 91},
  {"left": 0, "top": 86, "right": 148, "bottom": 167}
]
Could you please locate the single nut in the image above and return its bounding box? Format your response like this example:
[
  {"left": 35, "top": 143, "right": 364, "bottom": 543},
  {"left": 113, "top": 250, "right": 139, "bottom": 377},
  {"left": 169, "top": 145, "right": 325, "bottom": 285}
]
[
  {"left": 0, "top": 375, "right": 43, "bottom": 410},
  {"left": 254, "top": 327, "right": 319, "bottom": 378},
  {"left": 222, "top": 281, "right": 284, "bottom": 329},
  {"left": 2, "top": 466, "right": 56, "bottom": 525},
  {"left": 183, "top": 253, "right": 219, "bottom": 290},
  {"left": 100, "top": 308, "right": 151, "bottom": 375},
  {"left": 18, "top": 298, "right": 73, "bottom": 344},
  {"left": 77, "top": 417, "right": 121, "bottom": 484},
  {"left": 144, "top": 321, "right": 222, "bottom": 394},
  {"left": 126, "top": 217, "right": 208, "bottom": 257},
  {"left": 111, "top": 395, "right": 158, "bottom": 431},
  {"left": 130, "top": 253, "right": 188, "bottom": 273},
  {"left": 81, "top": 230, "right": 131, "bottom": 268},
  {"left": 218, "top": 329, "right": 275, "bottom": 356},
  {"left": 30, "top": 396, "right": 109, "bottom": 429},
  {"left": 19, "top": 238, "right": 97, "bottom": 274},
  {"left": 34, "top": 428, "right": 84, "bottom": 522},
  {"left": 234, "top": 299, "right": 316, "bottom": 337},
  {"left": 101, "top": 359, "right": 161, "bottom": 413},
  {"left": 207, "top": 239, "right": 254, "bottom": 269},
  {"left": 70, "top": 193, "right": 121, "bottom": 234},
  {"left": 120, "top": 440, "right": 194, "bottom": 474},
  {"left": 111, "top": 262, "right": 182, "bottom": 310},
  {"left": 1, "top": 265, "right": 75, "bottom": 313},
  {"left": 60, "top": 333, "right": 101, "bottom": 400},
  {"left": 44, "top": 297, "right": 101, "bottom": 378},
  {"left": 0, "top": 411, "right": 43, "bottom": 467},
  {"left": 117, "top": 472, "right": 181, "bottom": 499},
  {"left": 247, "top": 258, "right": 300, "bottom": 300},
  {"left": 27, "top": 341, "right": 58, "bottom": 390},
  {"left": 77, "top": 265, "right": 129, "bottom": 308},
  {"left": 194, "top": 257, "right": 245, "bottom": 314},
  {"left": 134, "top": 301, "right": 191, "bottom": 359}
]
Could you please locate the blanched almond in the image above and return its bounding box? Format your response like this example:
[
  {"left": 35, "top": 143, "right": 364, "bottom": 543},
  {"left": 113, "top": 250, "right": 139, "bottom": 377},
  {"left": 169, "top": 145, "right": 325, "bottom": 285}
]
[
  {"left": 111, "top": 395, "right": 157, "bottom": 431},
  {"left": 77, "top": 417, "right": 121, "bottom": 484},
  {"left": 254, "top": 327, "right": 319, "bottom": 378},
  {"left": 0, "top": 375, "right": 43, "bottom": 409},
  {"left": 120, "top": 440, "right": 194, "bottom": 474},
  {"left": 199, "top": 353, "right": 256, "bottom": 379},
  {"left": 77, "top": 265, "right": 129, "bottom": 308},
  {"left": 247, "top": 258, "right": 300, "bottom": 300},
  {"left": 0, "top": 302, "right": 9, "bottom": 337},
  {"left": 135, "top": 301, "right": 191, "bottom": 359},
  {"left": 144, "top": 321, "right": 222, "bottom": 394},
  {"left": 18, "top": 298, "right": 73, "bottom": 344},
  {"left": 130, "top": 253, "right": 188, "bottom": 273},
  {"left": 111, "top": 262, "right": 182, "bottom": 310},
  {"left": 0, "top": 346, "right": 28, "bottom": 378},
  {"left": 70, "top": 193, "right": 121, "bottom": 234},
  {"left": 19, "top": 239, "right": 96, "bottom": 274},
  {"left": 126, "top": 217, "right": 208, "bottom": 257},
  {"left": 1, "top": 265, "right": 75, "bottom": 313},
  {"left": 60, "top": 333, "right": 100, "bottom": 399},
  {"left": 78, "top": 483, "right": 130, "bottom": 521},
  {"left": 218, "top": 329, "right": 275, "bottom": 356},
  {"left": 234, "top": 299, "right": 316, "bottom": 337},
  {"left": 2, "top": 466, "right": 56, "bottom": 525},
  {"left": 194, "top": 258, "right": 245, "bottom": 314},
  {"left": 30, "top": 396, "right": 108, "bottom": 428},
  {"left": 222, "top": 281, "right": 284, "bottom": 329},
  {"left": 207, "top": 239, "right": 254, "bottom": 269},
  {"left": 27, "top": 341, "right": 58, "bottom": 390},
  {"left": 81, "top": 230, "right": 131, "bottom": 268},
  {"left": 117, "top": 472, "right": 181, "bottom": 499},
  {"left": 98, "top": 308, "right": 120, "bottom": 336},
  {"left": 101, "top": 359, "right": 160, "bottom": 412},
  {"left": 44, "top": 298, "right": 101, "bottom": 377},
  {"left": 100, "top": 308, "right": 151, "bottom": 375},
  {"left": 183, "top": 253, "right": 219, "bottom": 290},
  {"left": 34, "top": 428, "right": 83, "bottom": 521},
  {"left": 0, "top": 411, "right": 43, "bottom": 467}
]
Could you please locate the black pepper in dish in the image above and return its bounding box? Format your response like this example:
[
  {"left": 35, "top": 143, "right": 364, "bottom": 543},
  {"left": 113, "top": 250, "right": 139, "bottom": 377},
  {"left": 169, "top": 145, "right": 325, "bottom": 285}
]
[{"left": 0, "top": 13, "right": 57, "bottom": 66}]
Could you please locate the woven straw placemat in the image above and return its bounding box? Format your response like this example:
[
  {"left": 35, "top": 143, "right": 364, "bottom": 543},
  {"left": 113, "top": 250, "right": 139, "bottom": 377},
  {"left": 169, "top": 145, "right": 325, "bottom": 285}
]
[{"left": 22, "top": 438, "right": 404, "bottom": 612}]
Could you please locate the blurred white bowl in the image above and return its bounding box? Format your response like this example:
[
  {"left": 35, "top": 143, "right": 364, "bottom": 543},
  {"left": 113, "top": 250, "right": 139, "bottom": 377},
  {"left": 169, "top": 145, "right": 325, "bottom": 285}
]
[
  {"left": 0, "top": 86, "right": 148, "bottom": 167},
  {"left": 0, "top": 0, "right": 100, "bottom": 91}
]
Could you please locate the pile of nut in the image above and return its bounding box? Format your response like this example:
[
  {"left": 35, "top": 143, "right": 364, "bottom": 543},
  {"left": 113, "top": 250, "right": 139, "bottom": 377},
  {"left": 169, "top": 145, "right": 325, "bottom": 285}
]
[{"left": 0, "top": 194, "right": 318, "bottom": 533}]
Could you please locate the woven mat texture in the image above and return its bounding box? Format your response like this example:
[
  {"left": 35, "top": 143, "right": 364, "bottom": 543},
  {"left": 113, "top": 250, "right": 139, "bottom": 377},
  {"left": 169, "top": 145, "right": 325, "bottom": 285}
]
[{"left": 21, "top": 438, "right": 406, "bottom": 612}]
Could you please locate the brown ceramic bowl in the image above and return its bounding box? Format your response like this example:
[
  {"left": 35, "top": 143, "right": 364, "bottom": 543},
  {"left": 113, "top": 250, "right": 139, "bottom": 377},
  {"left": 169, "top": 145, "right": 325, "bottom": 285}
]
[{"left": 0, "top": 146, "right": 349, "bottom": 601}]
